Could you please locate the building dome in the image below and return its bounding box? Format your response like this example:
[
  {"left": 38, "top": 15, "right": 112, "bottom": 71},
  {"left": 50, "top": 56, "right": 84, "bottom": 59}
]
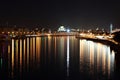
[{"left": 58, "top": 26, "right": 66, "bottom": 32}]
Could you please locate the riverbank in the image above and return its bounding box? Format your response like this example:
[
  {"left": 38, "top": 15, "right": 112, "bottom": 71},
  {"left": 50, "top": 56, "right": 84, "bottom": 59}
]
[{"left": 76, "top": 36, "right": 120, "bottom": 52}]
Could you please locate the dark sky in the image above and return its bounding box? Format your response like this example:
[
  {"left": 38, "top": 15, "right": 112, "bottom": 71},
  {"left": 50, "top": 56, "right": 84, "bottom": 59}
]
[{"left": 0, "top": 0, "right": 120, "bottom": 30}]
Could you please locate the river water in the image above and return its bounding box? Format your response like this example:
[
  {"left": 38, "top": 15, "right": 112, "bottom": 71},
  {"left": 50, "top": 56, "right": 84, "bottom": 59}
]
[{"left": 0, "top": 36, "right": 119, "bottom": 80}]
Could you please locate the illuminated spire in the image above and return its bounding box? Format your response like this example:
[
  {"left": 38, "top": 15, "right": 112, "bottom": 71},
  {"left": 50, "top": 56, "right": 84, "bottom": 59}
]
[{"left": 110, "top": 24, "right": 113, "bottom": 34}]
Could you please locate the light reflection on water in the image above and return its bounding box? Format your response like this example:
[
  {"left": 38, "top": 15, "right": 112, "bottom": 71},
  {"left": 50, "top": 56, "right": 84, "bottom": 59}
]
[
  {"left": 0, "top": 36, "right": 116, "bottom": 80},
  {"left": 79, "top": 40, "right": 115, "bottom": 79},
  {"left": 67, "top": 36, "right": 69, "bottom": 77},
  {"left": 12, "top": 39, "right": 14, "bottom": 77}
]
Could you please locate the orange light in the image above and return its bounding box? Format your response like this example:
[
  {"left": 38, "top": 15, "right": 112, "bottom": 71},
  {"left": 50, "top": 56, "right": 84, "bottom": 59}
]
[
  {"left": 8, "top": 32, "right": 10, "bottom": 34},
  {"left": 2, "top": 32, "right": 4, "bottom": 34},
  {"left": 16, "top": 32, "right": 18, "bottom": 34},
  {"left": 12, "top": 32, "right": 14, "bottom": 34}
]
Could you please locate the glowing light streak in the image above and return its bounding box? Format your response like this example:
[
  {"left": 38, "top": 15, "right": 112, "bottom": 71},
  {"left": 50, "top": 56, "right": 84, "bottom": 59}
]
[{"left": 67, "top": 36, "right": 69, "bottom": 76}]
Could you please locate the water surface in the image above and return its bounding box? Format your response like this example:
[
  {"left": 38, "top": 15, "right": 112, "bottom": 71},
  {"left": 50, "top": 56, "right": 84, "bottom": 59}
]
[{"left": 0, "top": 36, "right": 119, "bottom": 80}]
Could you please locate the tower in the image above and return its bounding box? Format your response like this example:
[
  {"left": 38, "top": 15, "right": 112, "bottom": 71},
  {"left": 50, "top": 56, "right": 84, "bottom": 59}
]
[{"left": 110, "top": 24, "right": 113, "bottom": 34}]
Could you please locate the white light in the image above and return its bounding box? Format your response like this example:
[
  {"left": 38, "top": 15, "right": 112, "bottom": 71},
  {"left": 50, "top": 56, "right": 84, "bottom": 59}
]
[
  {"left": 67, "top": 36, "right": 69, "bottom": 76},
  {"left": 61, "top": 26, "right": 64, "bottom": 29},
  {"left": 67, "top": 29, "right": 70, "bottom": 32}
]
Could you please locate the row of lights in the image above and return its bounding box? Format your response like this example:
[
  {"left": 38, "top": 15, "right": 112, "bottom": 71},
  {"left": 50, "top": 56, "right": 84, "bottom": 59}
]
[{"left": 1, "top": 31, "right": 35, "bottom": 34}]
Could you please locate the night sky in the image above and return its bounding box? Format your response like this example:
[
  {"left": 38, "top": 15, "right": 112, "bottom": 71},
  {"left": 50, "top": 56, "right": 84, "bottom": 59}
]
[{"left": 0, "top": 0, "right": 120, "bottom": 30}]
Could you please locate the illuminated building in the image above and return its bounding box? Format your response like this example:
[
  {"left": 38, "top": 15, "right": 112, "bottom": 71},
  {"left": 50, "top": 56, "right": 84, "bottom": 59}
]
[{"left": 58, "top": 26, "right": 66, "bottom": 32}]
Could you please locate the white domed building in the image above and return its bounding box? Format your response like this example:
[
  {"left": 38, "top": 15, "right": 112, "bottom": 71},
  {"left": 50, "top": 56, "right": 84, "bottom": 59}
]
[{"left": 58, "top": 26, "right": 66, "bottom": 32}]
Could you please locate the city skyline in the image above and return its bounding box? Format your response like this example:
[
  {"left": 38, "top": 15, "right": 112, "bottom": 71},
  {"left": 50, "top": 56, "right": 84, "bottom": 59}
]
[
  {"left": 0, "top": 0, "right": 120, "bottom": 29},
  {"left": 0, "top": 0, "right": 120, "bottom": 79}
]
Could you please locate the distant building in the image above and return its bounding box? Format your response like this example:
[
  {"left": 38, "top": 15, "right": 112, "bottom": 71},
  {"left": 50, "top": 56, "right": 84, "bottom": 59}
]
[{"left": 58, "top": 26, "right": 66, "bottom": 32}]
